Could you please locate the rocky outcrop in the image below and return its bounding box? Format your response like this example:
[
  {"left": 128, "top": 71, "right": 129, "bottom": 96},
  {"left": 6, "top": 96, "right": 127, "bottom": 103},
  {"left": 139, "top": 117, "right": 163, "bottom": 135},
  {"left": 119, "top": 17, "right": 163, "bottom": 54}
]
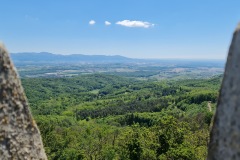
[
  {"left": 0, "top": 44, "right": 47, "bottom": 159},
  {"left": 207, "top": 23, "right": 240, "bottom": 160}
]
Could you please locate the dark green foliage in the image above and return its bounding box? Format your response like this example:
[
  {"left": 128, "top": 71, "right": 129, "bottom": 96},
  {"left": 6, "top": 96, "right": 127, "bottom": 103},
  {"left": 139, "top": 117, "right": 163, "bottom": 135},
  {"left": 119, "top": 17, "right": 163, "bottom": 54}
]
[
  {"left": 127, "top": 128, "right": 142, "bottom": 160},
  {"left": 21, "top": 74, "right": 221, "bottom": 160}
]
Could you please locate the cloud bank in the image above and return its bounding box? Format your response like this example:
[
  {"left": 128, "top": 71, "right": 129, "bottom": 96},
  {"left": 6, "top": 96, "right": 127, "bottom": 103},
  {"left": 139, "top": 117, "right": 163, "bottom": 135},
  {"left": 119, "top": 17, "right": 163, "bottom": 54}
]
[
  {"left": 116, "top": 20, "right": 154, "bottom": 28},
  {"left": 89, "top": 20, "right": 96, "bottom": 25}
]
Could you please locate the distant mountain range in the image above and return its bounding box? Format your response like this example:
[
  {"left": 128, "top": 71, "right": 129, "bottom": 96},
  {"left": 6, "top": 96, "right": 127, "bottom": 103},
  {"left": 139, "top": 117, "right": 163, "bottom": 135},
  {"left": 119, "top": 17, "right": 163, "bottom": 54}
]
[
  {"left": 10, "top": 52, "right": 225, "bottom": 68},
  {"left": 10, "top": 52, "right": 134, "bottom": 63}
]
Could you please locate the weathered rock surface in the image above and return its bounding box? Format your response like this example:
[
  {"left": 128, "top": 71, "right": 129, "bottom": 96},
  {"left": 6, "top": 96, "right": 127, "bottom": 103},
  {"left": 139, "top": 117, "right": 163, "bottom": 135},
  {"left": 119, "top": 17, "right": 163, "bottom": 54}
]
[
  {"left": 0, "top": 44, "right": 47, "bottom": 159},
  {"left": 207, "top": 24, "right": 240, "bottom": 160}
]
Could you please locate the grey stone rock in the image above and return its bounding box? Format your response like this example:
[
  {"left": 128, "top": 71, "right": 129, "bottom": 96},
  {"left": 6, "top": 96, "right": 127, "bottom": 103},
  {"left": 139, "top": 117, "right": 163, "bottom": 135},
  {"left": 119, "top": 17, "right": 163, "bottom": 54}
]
[
  {"left": 207, "top": 23, "right": 240, "bottom": 160},
  {"left": 0, "top": 44, "right": 47, "bottom": 159}
]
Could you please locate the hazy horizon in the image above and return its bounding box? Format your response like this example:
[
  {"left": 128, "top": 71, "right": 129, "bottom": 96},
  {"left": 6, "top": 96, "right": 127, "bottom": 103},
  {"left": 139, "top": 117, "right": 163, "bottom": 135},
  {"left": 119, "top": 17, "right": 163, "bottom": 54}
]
[{"left": 10, "top": 51, "right": 226, "bottom": 61}]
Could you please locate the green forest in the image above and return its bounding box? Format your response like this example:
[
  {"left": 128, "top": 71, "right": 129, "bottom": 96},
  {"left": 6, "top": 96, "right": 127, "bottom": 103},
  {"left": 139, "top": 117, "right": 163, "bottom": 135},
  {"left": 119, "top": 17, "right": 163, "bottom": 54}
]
[{"left": 21, "top": 74, "right": 222, "bottom": 160}]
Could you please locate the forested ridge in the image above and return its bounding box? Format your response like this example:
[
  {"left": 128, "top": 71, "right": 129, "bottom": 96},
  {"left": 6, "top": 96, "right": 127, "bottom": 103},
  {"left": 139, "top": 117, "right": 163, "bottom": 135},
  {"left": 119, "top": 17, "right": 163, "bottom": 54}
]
[{"left": 22, "top": 74, "right": 222, "bottom": 160}]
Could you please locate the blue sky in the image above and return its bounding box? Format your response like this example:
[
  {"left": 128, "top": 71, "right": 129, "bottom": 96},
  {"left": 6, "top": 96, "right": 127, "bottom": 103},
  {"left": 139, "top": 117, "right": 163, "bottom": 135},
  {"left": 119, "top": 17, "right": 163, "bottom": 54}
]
[{"left": 0, "top": 0, "right": 240, "bottom": 59}]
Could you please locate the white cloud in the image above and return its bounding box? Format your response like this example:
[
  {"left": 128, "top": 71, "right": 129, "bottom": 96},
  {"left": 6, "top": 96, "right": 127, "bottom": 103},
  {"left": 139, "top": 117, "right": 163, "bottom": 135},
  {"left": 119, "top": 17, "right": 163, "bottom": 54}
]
[
  {"left": 116, "top": 20, "right": 154, "bottom": 28},
  {"left": 89, "top": 20, "right": 96, "bottom": 25},
  {"left": 105, "top": 21, "right": 111, "bottom": 26}
]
